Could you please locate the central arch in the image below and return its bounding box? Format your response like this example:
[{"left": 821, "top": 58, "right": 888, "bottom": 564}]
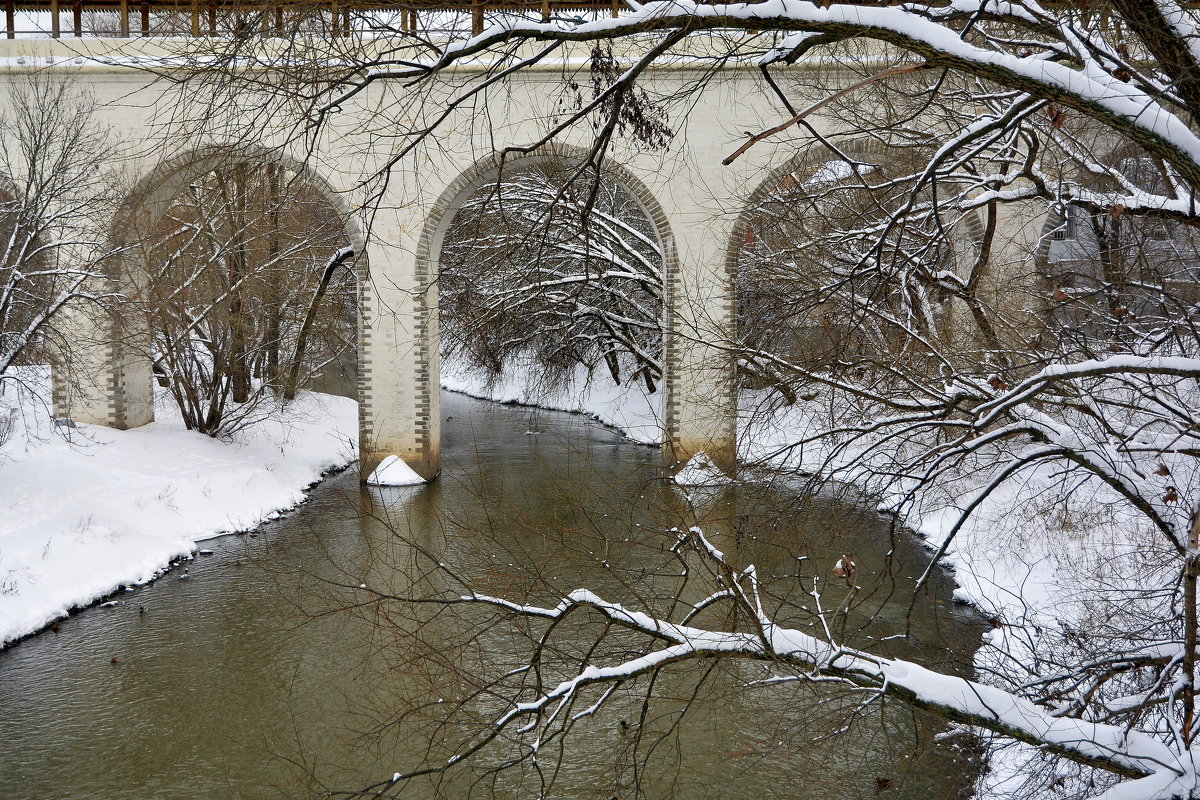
[{"left": 359, "top": 142, "right": 680, "bottom": 480}]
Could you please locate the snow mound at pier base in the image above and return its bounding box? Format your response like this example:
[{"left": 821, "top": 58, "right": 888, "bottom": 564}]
[
  {"left": 366, "top": 455, "right": 427, "bottom": 487},
  {"left": 672, "top": 453, "right": 732, "bottom": 487}
]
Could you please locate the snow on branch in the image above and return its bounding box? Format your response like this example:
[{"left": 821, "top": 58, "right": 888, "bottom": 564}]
[
  {"left": 367, "top": 0, "right": 1200, "bottom": 196},
  {"left": 428, "top": 528, "right": 1183, "bottom": 787}
]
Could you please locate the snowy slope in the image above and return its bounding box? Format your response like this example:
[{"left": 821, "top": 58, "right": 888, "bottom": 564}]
[
  {"left": 441, "top": 360, "right": 663, "bottom": 445},
  {"left": 0, "top": 367, "right": 357, "bottom": 648}
]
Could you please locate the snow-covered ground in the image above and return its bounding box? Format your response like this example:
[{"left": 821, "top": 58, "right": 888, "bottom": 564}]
[
  {"left": 0, "top": 367, "right": 357, "bottom": 648},
  {"left": 441, "top": 360, "right": 662, "bottom": 445},
  {"left": 737, "top": 388, "right": 1143, "bottom": 636},
  {"left": 736, "top": 388, "right": 1173, "bottom": 796}
]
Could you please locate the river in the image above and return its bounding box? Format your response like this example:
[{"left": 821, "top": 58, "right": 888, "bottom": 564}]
[{"left": 0, "top": 392, "right": 981, "bottom": 799}]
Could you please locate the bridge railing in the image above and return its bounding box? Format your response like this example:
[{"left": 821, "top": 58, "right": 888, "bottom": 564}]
[{"left": 2, "top": 1, "right": 623, "bottom": 39}]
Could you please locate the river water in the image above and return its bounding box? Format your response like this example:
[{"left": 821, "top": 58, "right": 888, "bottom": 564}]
[{"left": 0, "top": 392, "right": 981, "bottom": 799}]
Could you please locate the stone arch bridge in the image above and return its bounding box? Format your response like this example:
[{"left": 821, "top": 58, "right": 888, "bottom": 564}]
[{"left": 1, "top": 35, "right": 1040, "bottom": 481}]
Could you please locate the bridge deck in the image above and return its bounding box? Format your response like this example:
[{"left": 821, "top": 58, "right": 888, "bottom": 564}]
[{"left": 1, "top": 0, "right": 918, "bottom": 40}]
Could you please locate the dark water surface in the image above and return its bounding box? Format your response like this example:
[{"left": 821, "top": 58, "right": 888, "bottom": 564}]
[{"left": 0, "top": 392, "right": 981, "bottom": 799}]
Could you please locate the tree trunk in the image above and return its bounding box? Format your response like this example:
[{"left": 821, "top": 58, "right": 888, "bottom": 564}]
[
  {"left": 282, "top": 247, "right": 354, "bottom": 400},
  {"left": 264, "top": 163, "right": 282, "bottom": 389},
  {"left": 228, "top": 165, "right": 252, "bottom": 404},
  {"left": 1185, "top": 509, "right": 1200, "bottom": 746}
]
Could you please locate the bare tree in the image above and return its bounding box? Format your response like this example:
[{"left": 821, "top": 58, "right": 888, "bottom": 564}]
[
  {"left": 440, "top": 159, "right": 663, "bottom": 394},
  {"left": 0, "top": 73, "right": 119, "bottom": 423},
  {"left": 123, "top": 159, "right": 355, "bottom": 436}
]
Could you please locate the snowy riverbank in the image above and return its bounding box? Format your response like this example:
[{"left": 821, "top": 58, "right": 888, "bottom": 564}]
[
  {"left": 737, "top": 387, "right": 1140, "bottom": 638},
  {"left": 737, "top": 388, "right": 1167, "bottom": 796},
  {"left": 441, "top": 361, "right": 662, "bottom": 445},
  {"left": 0, "top": 368, "right": 357, "bottom": 648}
]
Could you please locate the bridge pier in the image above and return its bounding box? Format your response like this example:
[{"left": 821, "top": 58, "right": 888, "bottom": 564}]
[
  {"left": 660, "top": 215, "right": 738, "bottom": 475},
  {"left": 357, "top": 219, "right": 441, "bottom": 482},
  {"left": 354, "top": 148, "right": 740, "bottom": 484},
  {"left": 52, "top": 301, "right": 154, "bottom": 430}
]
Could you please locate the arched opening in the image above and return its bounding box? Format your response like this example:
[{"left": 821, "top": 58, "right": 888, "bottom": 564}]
[
  {"left": 727, "top": 141, "right": 988, "bottom": 407},
  {"left": 95, "top": 145, "right": 364, "bottom": 436},
  {"left": 419, "top": 145, "right": 675, "bottom": 446},
  {"left": 1042, "top": 143, "right": 1200, "bottom": 355}
]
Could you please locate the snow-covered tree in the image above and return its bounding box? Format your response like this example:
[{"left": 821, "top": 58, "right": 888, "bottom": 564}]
[
  {"left": 182, "top": 2, "right": 1200, "bottom": 797},
  {"left": 439, "top": 160, "right": 663, "bottom": 393},
  {"left": 124, "top": 159, "right": 356, "bottom": 436},
  {"left": 0, "top": 74, "right": 119, "bottom": 410}
]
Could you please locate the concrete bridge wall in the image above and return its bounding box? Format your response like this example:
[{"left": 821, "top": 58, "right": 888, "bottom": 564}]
[{"left": 0, "top": 38, "right": 1047, "bottom": 479}]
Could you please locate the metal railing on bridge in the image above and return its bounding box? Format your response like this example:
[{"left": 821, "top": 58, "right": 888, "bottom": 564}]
[{"left": 2, "top": 0, "right": 625, "bottom": 39}]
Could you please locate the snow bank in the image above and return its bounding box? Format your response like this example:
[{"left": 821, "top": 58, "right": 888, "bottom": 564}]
[
  {"left": 0, "top": 367, "right": 357, "bottom": 648},
  {"left": 441, "top": 360, "right": 662, "bottom": 445},
  {"left": 738, "top": 388, "right": 1147, "bottom": 631},
  {"left": 366, "top": 455, "right": 427, "bottom": 487},
  {"left": 737, "top": 387, "right": 1182, "bottom": 794}
]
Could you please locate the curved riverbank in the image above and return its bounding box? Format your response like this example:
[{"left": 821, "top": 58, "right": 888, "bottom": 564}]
[{"left": 0, "top": 368, "right": 358, "bottom": 649}]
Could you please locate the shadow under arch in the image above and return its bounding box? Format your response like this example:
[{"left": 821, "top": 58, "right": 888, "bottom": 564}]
[
  {"left": 411, "top": 141, "right": 678, "bottom": 453},
  {"left": 80, "top": 142, "right": 367, "bottom": 430}
]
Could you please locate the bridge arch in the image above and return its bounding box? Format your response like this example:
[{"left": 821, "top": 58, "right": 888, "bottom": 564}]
[
  {"left": 414, "top": 143, "right": 676, "bottom": 277},
  {"left": 114, "top": 144, "right": 366, "bottom": 252},
  {"left": 723, "top": 138, "right": 990, "bottom": 288},
  {"left": 359, "top": 142, "right": 688, "bottom": 480},
  {"left": 724, "top": 138, "right": 992, "bottom": 395},
  {"left": 54, "top": 143, "right": 365, "bottom": 431}
]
